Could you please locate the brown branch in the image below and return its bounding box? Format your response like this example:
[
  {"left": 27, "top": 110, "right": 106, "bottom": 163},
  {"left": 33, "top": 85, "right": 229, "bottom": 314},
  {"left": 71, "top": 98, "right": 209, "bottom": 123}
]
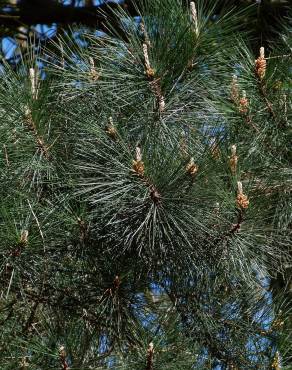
[
  {"left": 59, "top": 346, "right": 69, "bottom": 370},
  {"left": 0, "top": 0, "right": 139, "bottom": 31},
  {"left": 146, "top": 342, "right": 154, "bottom": 370},
  {"left": 132, "top": 146, "right": 162, "bottom": 204},
  {"left": 0, "top": 14, "right": 20, "bottom": 19},
  {"left": 212, "top": 209, "right": 244, "bottom": 248},
  {"left": 22, "top": 300, "right": 40, "bottom": 334},
  {"left": 142, "top": 42, "right": 165, "bottom": 113},
  {"left": 3, "top": 144, "right": 9, "bottom": 166},
  {"left": 24, "top": 108, "right": 50, "bottom": 159},
  {"left": 223, "top": 209, "right": 243, "bottom": 238},
  {"left": 258, "top": 82, "right": 276, "bottom": 120},
  {"left": 101, "top": 275, "right": 121, "bottom": 300}
]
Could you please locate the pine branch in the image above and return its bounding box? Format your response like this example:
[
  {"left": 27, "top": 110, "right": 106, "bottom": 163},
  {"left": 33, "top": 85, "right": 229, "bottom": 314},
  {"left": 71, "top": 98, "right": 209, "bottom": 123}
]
[
  {"left": 24, "top": 107, "right": 50, "bottom": 159},
  {"left": 0, "top": 0, "right": 139, "bottom": 29},
  {"left": 145, "top": 342, "right": 154, "bottom": 370}
]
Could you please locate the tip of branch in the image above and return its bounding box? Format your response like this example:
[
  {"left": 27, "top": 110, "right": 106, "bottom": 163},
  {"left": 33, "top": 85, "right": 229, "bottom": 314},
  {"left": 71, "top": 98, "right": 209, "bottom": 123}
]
[{"left": 237, "top": 181, "right": 243, "bottom": 195}]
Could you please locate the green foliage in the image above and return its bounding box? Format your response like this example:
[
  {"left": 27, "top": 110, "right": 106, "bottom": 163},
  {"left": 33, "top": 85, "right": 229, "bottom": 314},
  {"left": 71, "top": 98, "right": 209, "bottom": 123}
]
[{"left": 0, "top": 1, "right": 291, "bottom": 368}]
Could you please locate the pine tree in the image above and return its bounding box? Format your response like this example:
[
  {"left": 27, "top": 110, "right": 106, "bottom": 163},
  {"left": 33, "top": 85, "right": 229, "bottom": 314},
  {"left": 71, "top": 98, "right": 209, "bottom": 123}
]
[{"left": 0, "top": 1, "right": 291, "bottom": 369}]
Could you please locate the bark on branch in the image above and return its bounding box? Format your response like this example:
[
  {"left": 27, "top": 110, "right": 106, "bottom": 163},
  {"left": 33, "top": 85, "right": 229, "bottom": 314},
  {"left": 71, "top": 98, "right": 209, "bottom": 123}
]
[{"left": 0, "top": 0, "right": 139, "bottom": 31}]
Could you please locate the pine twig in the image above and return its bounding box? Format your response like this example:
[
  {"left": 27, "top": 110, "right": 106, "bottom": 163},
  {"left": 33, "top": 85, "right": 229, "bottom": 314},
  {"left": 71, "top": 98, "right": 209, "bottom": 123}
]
[
  {"left": 59, "top": 346, "right": 69, "bottom": 370},
  {"left": 258, "top": 82, "right": 276, "bottom": 120},
  {"left": 190, "top": 1, "right": 199, "bottom": 36},
  {"left": 24, "top": 107, "right": 50, "bottom": 159},
  {"left": 146, "top": 342, "right": 154, "bottom": 370},
  {"left": 3, "top": 144, "right": 9, "bottom": 166},
  {"left": 142, "top": 43, "right": 165, "bottom": 113},
  {"left": 255, "top": 47, "right": 286, "bottom": 128},
  {"left": 132, "top": 146, "right": 161, "bottom": 204},
  {"left": 22, "top": 300, "right": 40, "bottom": 334}
]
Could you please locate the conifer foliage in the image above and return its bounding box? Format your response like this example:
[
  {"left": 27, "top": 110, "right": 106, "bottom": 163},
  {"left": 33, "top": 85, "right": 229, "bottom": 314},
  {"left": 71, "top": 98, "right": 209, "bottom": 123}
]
[{"left": 0, "top": 1, "right": 291, "bottom": 368}]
